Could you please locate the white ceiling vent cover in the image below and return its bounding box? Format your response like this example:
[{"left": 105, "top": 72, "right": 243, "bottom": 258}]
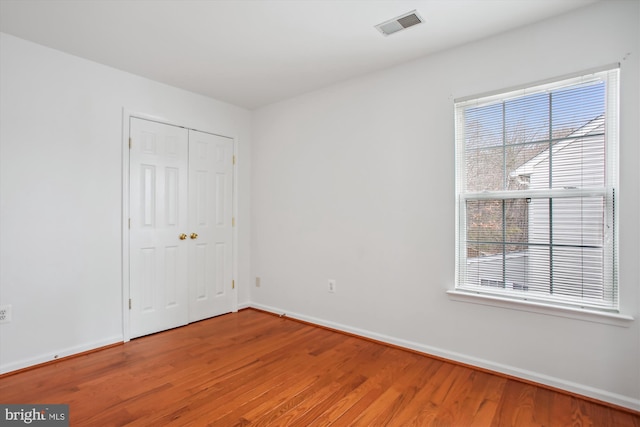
[{"left": 375, "top": 10, "right": 424, "bottom": 36}]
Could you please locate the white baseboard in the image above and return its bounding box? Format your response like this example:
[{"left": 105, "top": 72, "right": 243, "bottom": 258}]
[
  {"left": 249, "top": 302, "right": 640, "bottom": 412},
  {"left": 236, "top": 302, "right": 251, "bottom": 311},
  {"left": 0, "top": 335, "right": 123, "bottom": 375}
]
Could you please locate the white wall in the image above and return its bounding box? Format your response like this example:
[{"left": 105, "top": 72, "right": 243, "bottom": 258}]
[
  {"left": 251, "top": 0, "right": 640, "bottom": 410},
  {"left": 0, "top": 33, "right": 252, "bottom": 372}
]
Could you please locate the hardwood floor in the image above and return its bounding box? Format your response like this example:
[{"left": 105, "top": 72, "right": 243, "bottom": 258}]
[{"left": 1, "top": 309, "right": 638, "bottom": 426}]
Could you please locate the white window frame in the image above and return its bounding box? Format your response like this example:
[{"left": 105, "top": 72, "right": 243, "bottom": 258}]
[{"left": 451, "top": 66, "right": 630, "bottom": 322}]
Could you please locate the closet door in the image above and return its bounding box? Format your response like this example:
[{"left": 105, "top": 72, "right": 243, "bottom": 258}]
[
  {"left": 188, "top": 130, "right": 235, "bottom": 322},
  {"left": 129, "top": 118, "right": 189, "bottom": 338}
]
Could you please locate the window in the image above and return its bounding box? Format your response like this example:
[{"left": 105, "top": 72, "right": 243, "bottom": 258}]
[{"left": 454, "top": 68, "right": 619, "bottom": 312}]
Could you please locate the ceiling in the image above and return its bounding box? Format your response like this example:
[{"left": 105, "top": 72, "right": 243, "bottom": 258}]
[{"left": 0, "top": 0, "right": 598, "bottom": 110}]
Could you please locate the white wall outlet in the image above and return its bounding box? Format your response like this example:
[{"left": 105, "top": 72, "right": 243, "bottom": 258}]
[
  {"left": 0, "top": 305, "right": 12, "bottom": 324},
  {"left": 256, "top": 277, "right": 261, "bottom": 287},
  {"left": 328, "top": 279, "right": 336, "bottom": 293}
]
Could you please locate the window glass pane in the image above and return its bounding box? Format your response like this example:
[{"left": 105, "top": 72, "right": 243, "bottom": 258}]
[
  {"left": 552, "top": 246, "right": 603, "bottom": 299},
  {"left": 466, "top": 200, "right": 503, "bottom": 253},
  {"left": 464, "top": 103, "right": 502, "bottom": 150},
  {"left": 506, "top": 142, "right": 549, "bottom": 190},
  {"left": 465, "top": 243, "right": 507, "bottom": 286},
  {"left": 465, "top": 146, "right": 503, "bottom": 192},
  {"left": 552, "top": 197, "right": 604, "bottom": 247},
  {"left": 551, "top": 131, "right": 604, "bottom": 188},
  {"left": 551, "top": 82, "right": 605, "bottom": 139},
  {"left": 505, "top": 92, "right": 549, "bottom": 145}
]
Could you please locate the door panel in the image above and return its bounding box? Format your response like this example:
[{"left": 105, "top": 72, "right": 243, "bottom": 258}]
[
  {"left": 129, "top": 118, "right": 189, "bottom": 338},
  {"left": 188, "top": 130, "right": 234, "bottom": 322}
]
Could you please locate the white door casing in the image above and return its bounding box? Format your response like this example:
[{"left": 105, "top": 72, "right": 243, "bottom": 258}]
[{"left": 128, "top": 117, "right": 235, "bottom": 339}]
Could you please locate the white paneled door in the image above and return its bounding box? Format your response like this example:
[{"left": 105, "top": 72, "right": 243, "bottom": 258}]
[
  {"left": 129, "top": 119, "right": 189, "bottom": 338},
  {"left": 188, "top": 129, "right": 235, "bottom": 323},
  {"left": 129, "top": 118, "right": 234, "bottom": 338}
]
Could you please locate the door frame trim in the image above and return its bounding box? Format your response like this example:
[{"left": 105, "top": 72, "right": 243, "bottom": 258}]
[{"left": 121, "top": 109, "right": 238, "bottom": 342}]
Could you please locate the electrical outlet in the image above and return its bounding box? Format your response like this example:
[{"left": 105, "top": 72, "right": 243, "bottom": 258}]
[
  {"left": 0, "top": 305, "right": 12, "bottom": 324},
  {"left": 328, "top": 279, "right": 336, "bottom": 293},
  {"left": 255, "top": 277, "right": 261, "bottom": 287}
]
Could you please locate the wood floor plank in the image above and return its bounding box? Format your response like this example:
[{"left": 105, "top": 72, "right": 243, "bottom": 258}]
[
  {"left": 371, "top": 357, "right": 445, "bottom": 426},
  {"left": 1, "top": 309, "right": 637, "bottom": 426},
  {"left": 311, "top": 349, "right": 425, "bottom": 426},
  {"left": 461, "top": 373, "right": 509, "bottom": 427}
]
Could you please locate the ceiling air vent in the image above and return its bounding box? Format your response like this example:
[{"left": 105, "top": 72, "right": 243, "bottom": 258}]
[{"left": 375, "top": 10, "right": 424, "bottom": 36}]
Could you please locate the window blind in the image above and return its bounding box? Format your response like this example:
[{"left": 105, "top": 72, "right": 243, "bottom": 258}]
[{"left": 454, "top": 68, "right": 619, "bottom": 311}]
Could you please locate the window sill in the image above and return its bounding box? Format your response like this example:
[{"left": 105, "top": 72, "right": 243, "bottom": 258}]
[{"left": 446, "top": 289, "right": 634, "bottom": 327}]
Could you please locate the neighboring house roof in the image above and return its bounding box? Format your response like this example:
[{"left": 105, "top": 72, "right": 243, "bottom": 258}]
[{"left": 511, "top": 114, "right": 605, "bottom": 178}]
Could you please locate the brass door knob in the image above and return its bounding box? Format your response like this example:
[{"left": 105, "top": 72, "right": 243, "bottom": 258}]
[
  {"left": 179, "top": 233, "right": 187, "bottom": 240},
  {"left": 190, "top": 233, "right": 198, "bottom": 240}
]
